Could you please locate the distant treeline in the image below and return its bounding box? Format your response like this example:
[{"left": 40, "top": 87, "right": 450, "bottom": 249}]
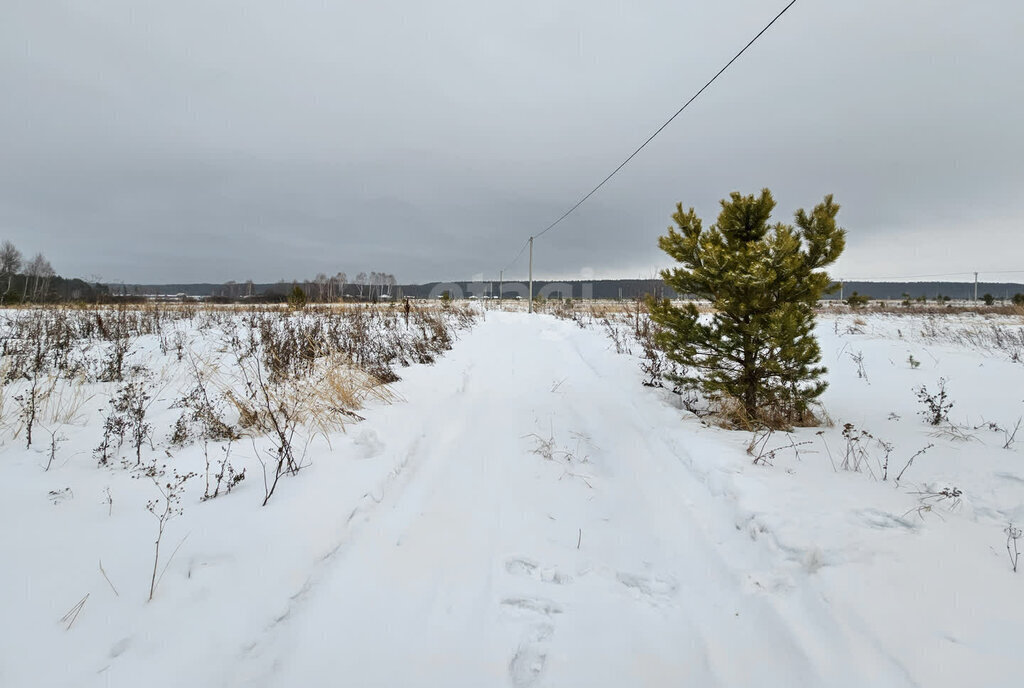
[
  {"left": 828, "top": 281, "right": 1024, "bottom": 301},
  {"left": 109, "top": 278, "right": 1024, "bottom": 302},
  {"left": 110, "top": 278, "right": 674, "bottom": 301},
  {"left": 0, "top": 238, "right": 110, "bottom": 304},
  {"left": 396, "top": 279, "right": 1024, "bottom": 301},
  {"left": 2, "top": 273, "right": 109, "bottom": 304}
]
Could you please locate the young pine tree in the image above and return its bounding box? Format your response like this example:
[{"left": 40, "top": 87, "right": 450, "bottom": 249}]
[
  {"left": 288, "top": 284, "right": 307, "bottom": 310},
  {"left": 649, "top": 189, "right": 845, "bottom": 427}
]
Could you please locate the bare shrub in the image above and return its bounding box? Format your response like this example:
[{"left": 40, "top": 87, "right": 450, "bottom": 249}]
[
  {"left": 14, "top": 372, "right": 49, "bottom": 448},
  {"left": 95, "top": 369, "right": 156, "bottom": 466},
  {"left": 169, "top": 354, "right": 238, "bottom": 446},
  {"left": 94, "top": 399, "right": 128, "bottom": 467},
  {"left": 602, "top": 316, "right": 631, "bottom": 355},
  {"left": 201, "top": 440, "right": 245, "bottom": 501},
  {"left": 635, "top": 316, "right": 673, "bottom": 388},
  {"left": 915, "top": 378, "right": 953, "bottom": 425},
  {"left": 236, "top": 349, "right": 309, "bottom": 507},
  {"left": 229, "top": 345, "right": 372, "bottom": 505}
]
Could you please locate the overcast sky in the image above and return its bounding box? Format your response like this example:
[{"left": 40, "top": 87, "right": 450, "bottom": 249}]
[{"left": 2, "top": 0, "right": 1022, "bottom": 284}]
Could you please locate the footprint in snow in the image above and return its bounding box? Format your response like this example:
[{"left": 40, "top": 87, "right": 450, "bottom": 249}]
[
  {"left": 501, "top": 597, "right": 563, "bottom": 617},
  {"left": 857, "top": 508, "right": 916, "bottom": 530},
  {"left": 109, "top": 637, "right": 131, "bottom": 658},
  {"left": 616, "top": 571, "right": 679, "bottom": 602},
  {"left": 352, "top": 428, "right": 384, "bottom": 459},
  {"left": 508, "top": 623, "right": 553, "bottom": 688},
  {"left": 994, "top": 471, "right": 1024, "bottom": 485},
  {"left": 505, "top": 557, "right": 572, "bottom": 585}
]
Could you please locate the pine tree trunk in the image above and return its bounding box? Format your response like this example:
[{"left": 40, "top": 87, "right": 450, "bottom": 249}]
[{"left": 742, "top": 348, "right": 757, "bottom": 418}]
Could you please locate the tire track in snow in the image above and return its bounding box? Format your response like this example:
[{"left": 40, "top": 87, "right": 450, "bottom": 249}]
[
  {"left": 511, "top": 314, "right": 916, "bottom": 686},
  {"left": 229, "top": 365, "right": 477, "bottom": 686},
  {"left": 228, "top": 313, "right": 922, "bottom": 687}
]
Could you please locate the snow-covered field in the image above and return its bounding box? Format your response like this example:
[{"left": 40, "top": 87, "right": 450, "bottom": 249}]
[{"left": 2, "top": 304, "right": 1023, "bottom": 687}]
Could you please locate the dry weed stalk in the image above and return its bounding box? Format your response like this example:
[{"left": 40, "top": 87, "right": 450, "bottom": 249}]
[
  {"left": 60, "top": 593, "right": 89, "bottom": 630},
  {"left": 747, "top": 428, "right": 813, "bottom": 466},
  {"left": 146, "top": 469, "right": 194, "bottom": 601},
  {"left": 1005, "top": 524, "right": 1022, "bottom": 573}
]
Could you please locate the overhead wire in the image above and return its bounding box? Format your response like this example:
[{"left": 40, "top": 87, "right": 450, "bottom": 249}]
[{"left": 498, "top": 0, "right": 801, "bottom": 277}]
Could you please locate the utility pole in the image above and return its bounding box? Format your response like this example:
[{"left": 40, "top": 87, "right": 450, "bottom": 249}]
[
  {"left": 499, "top": 270, "right": 503, "bottom": 301},
  {"left": 974, "top": 272, "right": 978, "bottom": 302},
  {"left": 528, "top": 236, "right": 534, "bottom": 314}
]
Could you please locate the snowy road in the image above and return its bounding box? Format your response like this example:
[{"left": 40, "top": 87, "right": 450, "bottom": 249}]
[{"left": 229, "top": 312, "right": 914, "bottom": 688}]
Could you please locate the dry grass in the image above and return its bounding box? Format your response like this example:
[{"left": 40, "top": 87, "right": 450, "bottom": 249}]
[
  {"left": 1, "top": 302, "right": 476, "bottom": 466},
  {"left": 40, "top": 376, "right": 94, "bottom": 426},
  {"left": 708, "top": 395, "right": 826, "bottom": 432},
  {"left": 225, "top": 348, "right": 407, "bottom": 439}
]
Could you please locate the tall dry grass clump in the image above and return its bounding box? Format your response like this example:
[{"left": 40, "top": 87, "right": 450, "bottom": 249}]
[{"left": 0, "top": 301, "right": 478, "bottom": 503}]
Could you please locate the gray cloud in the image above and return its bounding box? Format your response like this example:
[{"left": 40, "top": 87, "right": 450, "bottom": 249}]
[{"left": 2, "top": 0, "right": 1022, "bottom": 284}]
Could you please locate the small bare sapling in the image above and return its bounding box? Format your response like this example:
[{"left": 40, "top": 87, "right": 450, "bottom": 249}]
[
  {"left": 146, "top": 469, "right": 195, "bottom": 602},
  {"left": 14, "top": 376, "right": 41, "bottom": 449},
  {"left": 44, "top": 428, "right": 65, "bottom": 472}
]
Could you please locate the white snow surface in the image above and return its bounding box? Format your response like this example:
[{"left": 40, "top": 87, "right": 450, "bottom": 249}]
[{"left": 3, "top": 309, "right": 1023, "bottom": 687}]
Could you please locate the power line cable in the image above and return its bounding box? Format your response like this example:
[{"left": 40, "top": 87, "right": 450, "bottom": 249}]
[
  {"left": 502, "top": 237, "right": 531, "bottom": 274},
  {"left": 497, "top": 0, "right": 799, "bottom": 278},
  {"left": 529, "top": 0, "right": 799, "bottom": 243}
]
